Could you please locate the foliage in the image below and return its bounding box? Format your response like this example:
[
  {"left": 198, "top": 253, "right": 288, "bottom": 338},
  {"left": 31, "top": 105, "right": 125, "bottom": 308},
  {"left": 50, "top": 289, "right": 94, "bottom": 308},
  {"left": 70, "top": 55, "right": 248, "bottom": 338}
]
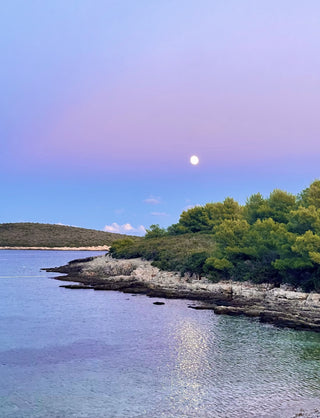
[
  {"left": 298, "top": 180, "right": 320, "bottom": 209},
  {"left": 181, "top": 252, "right": 209, "bottom": 279},
  {"left": 288, "top": 205, "right": 320, "bottom": 235},
  {"left": 243, "top": 193, "right": 266, "bottom": 224},
  {"left": 108, "top": 238, "right": 141, "bottom": 258},
  {"left": 110, "top": 233, "right": 216, "bottom": 274},
  {"left": 109, "top": 179, "right": 320, "bottom": 292},
  {"left": 178, "top": 205, "right": 212, "bottom": 233},
  {"left": 145, "top": 224, "right": 167, "bottom": 238},
  {"left": 175, "top": 198, "right": 242, "bottom": 234},
  {"left": 267, "top": 189, "right": 296, "bottom": 223},
  {"left": 243, "top": 190, "right": 296, "bottom": 224},
  {"left": 167, "top": 223, "right": 188, "bottom": 235},
  {"left": 203, "top": 257, "right": 233, "bottom": 282}
]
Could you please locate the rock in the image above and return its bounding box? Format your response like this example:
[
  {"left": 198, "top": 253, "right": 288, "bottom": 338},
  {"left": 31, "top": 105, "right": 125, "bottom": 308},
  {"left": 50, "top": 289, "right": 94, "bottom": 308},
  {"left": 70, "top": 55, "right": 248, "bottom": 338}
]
[
  {"left": 153, "top": 301, "right": 165, "bottom": 305},
  {"left": 46, "top": 255, "right": 320, "bottom": 332},
  {"left": 59, "top": 284, "right": 93, "bottom": 289},
  {"left": 188, "top": 304, "right": 216, "bottom": 310}
]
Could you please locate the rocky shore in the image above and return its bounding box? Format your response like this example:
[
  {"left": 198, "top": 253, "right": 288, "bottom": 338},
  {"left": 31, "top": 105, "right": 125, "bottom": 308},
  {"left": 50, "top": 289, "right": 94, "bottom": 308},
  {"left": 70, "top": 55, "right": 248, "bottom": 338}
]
[{"left": 45, "top": 254, "right": 320, "bottom": 332}]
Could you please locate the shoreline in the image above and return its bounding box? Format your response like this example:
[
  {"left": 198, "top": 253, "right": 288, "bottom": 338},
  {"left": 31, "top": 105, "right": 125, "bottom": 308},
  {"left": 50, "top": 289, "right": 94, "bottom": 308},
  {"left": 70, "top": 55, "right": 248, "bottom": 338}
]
[
  {"left": 44, "top": 254, "right": 320, "bottom": 332},
  {"left": 0, "top": 246, "right": 110, "bottom": 251}
]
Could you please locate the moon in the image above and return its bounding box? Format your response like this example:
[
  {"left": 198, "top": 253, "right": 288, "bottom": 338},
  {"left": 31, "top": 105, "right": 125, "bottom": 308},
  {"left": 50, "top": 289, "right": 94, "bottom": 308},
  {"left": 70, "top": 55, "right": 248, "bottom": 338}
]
[{"left": 190, "top": 155, "right": 199, "bottom": 165}]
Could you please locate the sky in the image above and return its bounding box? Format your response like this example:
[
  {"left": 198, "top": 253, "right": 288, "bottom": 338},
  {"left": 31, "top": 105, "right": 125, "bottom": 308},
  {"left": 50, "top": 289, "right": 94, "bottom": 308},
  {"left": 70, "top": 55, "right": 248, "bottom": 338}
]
[{"left": 1, "top": 0, "right": 320, "bottom": 235}]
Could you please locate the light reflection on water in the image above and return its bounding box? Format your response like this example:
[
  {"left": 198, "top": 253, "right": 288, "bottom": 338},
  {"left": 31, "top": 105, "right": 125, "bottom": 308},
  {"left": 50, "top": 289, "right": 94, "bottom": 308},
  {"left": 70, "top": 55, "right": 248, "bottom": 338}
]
[
  {"left": 169, "top": 319, "right": 212, "bottom": 415},
  {"left": 154, "top": 310, "right": 320, "bottom": 417},
  {"left": 0, "top": 251, "right": 320, "bottom": 417}
]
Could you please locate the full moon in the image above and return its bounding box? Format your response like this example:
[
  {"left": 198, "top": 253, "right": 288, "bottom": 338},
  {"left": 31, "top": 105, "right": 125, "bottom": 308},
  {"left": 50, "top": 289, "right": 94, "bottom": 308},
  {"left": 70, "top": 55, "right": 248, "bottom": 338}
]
[{"left": 190, "top": 155, "right": 199, "bottom": 165}]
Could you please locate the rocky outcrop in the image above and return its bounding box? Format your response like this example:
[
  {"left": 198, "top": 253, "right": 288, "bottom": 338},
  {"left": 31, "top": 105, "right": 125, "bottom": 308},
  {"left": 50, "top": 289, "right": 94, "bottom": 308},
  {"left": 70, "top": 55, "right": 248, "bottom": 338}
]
[{"left": 44, "top": 255, "right": 320, "bottom": 332}]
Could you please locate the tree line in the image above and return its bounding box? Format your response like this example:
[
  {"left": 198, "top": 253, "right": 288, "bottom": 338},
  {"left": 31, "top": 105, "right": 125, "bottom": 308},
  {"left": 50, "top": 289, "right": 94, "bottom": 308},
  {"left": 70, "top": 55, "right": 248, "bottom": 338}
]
[{"left": 111, "top": 180, "right": 320, "bottom": 292}]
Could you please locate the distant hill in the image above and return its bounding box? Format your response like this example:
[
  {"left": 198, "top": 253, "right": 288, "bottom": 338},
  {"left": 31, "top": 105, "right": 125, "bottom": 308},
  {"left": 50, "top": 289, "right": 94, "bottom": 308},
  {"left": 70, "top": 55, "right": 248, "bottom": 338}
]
[{"left": 0, "top": 223, "right": 129, "bottom": 248}]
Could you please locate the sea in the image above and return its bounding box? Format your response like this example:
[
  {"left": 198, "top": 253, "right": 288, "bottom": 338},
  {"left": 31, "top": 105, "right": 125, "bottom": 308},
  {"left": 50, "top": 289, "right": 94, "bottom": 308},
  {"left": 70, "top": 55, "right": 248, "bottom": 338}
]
[{"left": 0, "top": 250, "right": 320, "bottom": 418}]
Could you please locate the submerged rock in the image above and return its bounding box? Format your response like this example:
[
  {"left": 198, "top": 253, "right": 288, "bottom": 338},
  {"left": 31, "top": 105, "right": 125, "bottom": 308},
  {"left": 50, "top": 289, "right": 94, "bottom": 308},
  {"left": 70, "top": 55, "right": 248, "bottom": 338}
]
[{"left": 59, "top": 284, "right": 93, "bottom": 289}]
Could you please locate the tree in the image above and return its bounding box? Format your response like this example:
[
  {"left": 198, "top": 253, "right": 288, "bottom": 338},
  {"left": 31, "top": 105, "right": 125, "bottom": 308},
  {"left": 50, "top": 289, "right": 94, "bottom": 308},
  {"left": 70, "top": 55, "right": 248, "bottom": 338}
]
[
  {"left": 109, "top": 238, "right": 136, "bottom": 258},
  {"left": 176, "top": 198, "right": 244, "bottom": 234},
  {"left": 273, "top": 230, "right": 320, "bottom": 291},
  {"left": 212, "top": 219, "right": 250, "bottom": 248},
  {"left": 267, "top": 189, "right": 296, "bottom": 223},
  {"left": 244, "top": 190, "right": 296, "bottom": 224},
  {"left": 179, "top": 206, "right": 211, "bottom": 232},
  {"left": 167, "top": 223, "right": 188, "bottom": 235},
  {"left": 181, "top": 252, "right": 209, "bottom": 279},
  {"left": 243, "top": 193, "right": 266, "bottom": 224},
  {"left": 298, "top": 180, "right": 320, "bottom": 209},
  {"left": 145, "top": 224, "right": 167, "bottom": 238},
  {"left": 291, "top": 230, "right": 320, "bottom": 259},
  {"left": 203, "top": 257, "right": 233, "bottom": 281},
  {"left": 206, "top": 198, "right": 243, "bottom": 227},
  {"left": 287, "top": 205, "right": 320, "bottom": 235},
  {"left": 217, "top": 219, "right": 293, "bottom": 284}
]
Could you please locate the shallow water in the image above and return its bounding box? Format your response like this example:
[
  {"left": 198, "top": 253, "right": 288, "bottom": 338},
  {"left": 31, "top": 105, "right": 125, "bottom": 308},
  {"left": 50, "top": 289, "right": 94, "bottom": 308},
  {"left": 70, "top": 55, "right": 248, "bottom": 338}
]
[{"left": 0, "top": 250, "right": 320, "bottom": 417}]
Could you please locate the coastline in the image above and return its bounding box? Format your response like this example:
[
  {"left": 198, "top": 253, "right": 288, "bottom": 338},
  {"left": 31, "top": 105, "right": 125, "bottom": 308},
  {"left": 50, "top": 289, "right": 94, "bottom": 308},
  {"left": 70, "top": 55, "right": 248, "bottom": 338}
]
[
  {"left": 0, "top": 246, "right": 110, "bottom": 251},
  {"left": 44, "top": 254, "right": 320, "bottom": 332}
]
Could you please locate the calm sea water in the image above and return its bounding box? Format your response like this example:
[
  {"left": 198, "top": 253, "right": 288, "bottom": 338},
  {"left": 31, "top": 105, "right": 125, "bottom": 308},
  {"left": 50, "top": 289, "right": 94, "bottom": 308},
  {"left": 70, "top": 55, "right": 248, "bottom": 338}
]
[{"left": 0, "top": 250, "right": 320, "bottom": 418}]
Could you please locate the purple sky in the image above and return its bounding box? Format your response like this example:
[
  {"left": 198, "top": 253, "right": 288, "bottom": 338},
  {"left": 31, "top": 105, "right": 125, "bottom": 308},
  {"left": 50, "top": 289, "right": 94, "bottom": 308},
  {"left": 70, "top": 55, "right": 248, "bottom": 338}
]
[{"left": 1, "top": 1, "right": 320, "bottom": 234}]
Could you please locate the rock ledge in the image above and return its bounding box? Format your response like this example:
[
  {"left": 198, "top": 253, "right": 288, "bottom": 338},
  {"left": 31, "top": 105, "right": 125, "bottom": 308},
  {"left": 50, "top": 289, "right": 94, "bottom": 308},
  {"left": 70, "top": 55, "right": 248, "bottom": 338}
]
[{"left": 44, "top": 255, "right": 320, "bottom": 332}]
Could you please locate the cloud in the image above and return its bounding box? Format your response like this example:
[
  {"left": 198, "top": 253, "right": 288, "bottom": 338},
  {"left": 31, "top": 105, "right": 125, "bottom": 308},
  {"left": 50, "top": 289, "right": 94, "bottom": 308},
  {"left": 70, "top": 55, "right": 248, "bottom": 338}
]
[
  {"left": 104, "top": 222, "right": 146, "bottom": 236},
  {"left": 144, "top": 196, "right": 161, "bottom": 205},
  {"left": 151, "top": 212, "right": 169, "bottom": 216}
]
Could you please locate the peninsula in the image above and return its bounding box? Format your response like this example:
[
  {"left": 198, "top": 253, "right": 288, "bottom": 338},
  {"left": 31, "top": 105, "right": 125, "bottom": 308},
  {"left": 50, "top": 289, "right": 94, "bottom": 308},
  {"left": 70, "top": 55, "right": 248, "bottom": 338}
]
[{"left": 45, "top": 180, "right": 320, "bottom": 332}]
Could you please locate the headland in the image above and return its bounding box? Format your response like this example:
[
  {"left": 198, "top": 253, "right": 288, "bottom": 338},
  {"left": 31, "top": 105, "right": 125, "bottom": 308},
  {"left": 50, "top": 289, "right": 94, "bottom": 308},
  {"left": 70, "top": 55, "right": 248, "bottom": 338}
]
[{"left": 45, "top": 254, "right": 320, "bottom": 332}]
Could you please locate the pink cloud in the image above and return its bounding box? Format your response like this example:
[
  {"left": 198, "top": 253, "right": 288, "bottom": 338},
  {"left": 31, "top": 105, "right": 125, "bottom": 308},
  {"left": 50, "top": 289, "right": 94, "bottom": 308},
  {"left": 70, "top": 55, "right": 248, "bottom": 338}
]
[{"left": 104, "top": 222, "right": 146, "bottom": 236}]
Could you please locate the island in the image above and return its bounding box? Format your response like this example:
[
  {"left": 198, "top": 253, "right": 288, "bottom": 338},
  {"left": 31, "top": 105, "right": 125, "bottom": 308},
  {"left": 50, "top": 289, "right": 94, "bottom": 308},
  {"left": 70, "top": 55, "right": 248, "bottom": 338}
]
[{"left": 0, "top": 223, "right": 126, "bottom": 249}]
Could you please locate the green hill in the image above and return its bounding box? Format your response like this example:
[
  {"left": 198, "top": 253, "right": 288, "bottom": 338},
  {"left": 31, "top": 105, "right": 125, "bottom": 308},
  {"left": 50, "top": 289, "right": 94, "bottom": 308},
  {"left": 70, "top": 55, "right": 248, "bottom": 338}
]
[{"left": 0, "top": 223, "right": 130, "bottom": 248}]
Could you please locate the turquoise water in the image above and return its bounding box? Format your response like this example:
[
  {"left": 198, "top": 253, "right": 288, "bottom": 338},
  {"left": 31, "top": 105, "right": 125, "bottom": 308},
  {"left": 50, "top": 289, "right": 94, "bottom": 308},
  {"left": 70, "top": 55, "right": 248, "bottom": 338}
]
[{"left": 0, "top": 251, "right": 320, "bottom": 418}]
